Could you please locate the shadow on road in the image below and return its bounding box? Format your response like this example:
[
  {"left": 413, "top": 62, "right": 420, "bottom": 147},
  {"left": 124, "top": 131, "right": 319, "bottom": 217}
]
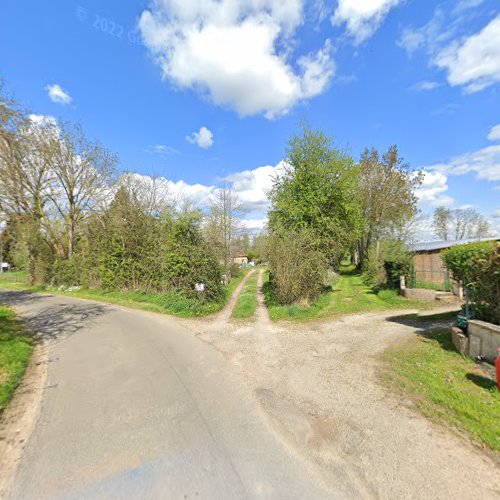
[{"left": 0, "top": 290, "right": 108, "bottom": 343}]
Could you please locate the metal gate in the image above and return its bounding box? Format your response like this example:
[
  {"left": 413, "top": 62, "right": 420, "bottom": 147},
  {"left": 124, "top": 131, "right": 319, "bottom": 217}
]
[{"left": 410, "top": 269, "right": 451, "bottom": 292}]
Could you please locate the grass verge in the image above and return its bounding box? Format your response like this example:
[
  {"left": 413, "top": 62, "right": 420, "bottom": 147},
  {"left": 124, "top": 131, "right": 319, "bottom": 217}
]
[
  {"left": 381, "top": 329, "right": 500, "bottom": 452},
  {"left": 0, "top": 270, "right": 250, "bottom": 318},
  {"left": 264, "top": 266, "right": 433, "bottom": 322},
  {"left": 232, "top": 272, "right": 258, "bottom": 319},
  {"left": 0, "top": 305, "right": 33, "bottom": 411}
]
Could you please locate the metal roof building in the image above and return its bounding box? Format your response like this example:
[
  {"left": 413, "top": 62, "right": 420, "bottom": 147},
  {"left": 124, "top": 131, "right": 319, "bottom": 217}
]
[{"left": 410, "top": 237, "right": 499, "bottom": 253}]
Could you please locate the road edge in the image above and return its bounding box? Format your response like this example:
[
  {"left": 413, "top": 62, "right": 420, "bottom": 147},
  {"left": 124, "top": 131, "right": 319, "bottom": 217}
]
[{"left": 0, "top": 342, "right": 48, "bottom": 498}]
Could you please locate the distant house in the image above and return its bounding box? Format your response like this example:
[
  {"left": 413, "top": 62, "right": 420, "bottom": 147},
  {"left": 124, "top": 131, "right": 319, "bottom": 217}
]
[
  {"left": 409, "top": 237, "right": 499, "bottom": 291},
  {"left": 233, "top": 252, "right": 249, "bottom": 266}
]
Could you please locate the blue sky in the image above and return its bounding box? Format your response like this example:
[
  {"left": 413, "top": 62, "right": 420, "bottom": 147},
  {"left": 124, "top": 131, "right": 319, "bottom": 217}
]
[{"left": 1, "top": 0, "right": 499, "bottom": 236}]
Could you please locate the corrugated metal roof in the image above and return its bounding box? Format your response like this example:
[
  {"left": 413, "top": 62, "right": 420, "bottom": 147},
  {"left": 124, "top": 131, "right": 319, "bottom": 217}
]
[{"left": 411, "top": 237, "right": 499, "bottom": 252}]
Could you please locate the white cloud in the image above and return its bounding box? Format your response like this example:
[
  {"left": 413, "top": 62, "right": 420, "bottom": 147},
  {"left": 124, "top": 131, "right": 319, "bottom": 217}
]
[
  {"left": 411, "top": 80, "right": 442, "bottom": 91},
  {"left": 45, "top": 84, "right": 72, "bottom": 105},
  {"left": 421, "top": 127, "right": 500, "bottom": 183},
  {"left": 224, "top": 162, "right": 285, "bottom": 212},
  {"left": 415, "top": 171, "right": 454, "bottom": 207},
  {"left": 29, "top": 114, "right": 57, "bottom": 127},
  {"left": 429, "top": 145, "right": 500, "bottom": 182},
  {"left": 146, "top": 144, "right": 179, "bottom": 157},
  {"left": 333, "top": 0, "right": 402, "bottom": 44},
  {"left": 487, "top": 124, "right": 500, "bottom": 142},
  {"left": 186, "top": 127, "right": 214, "bottom": 149},
  {"left": 434, "top": 15, "right": 500, "bottom": 93},
  {"left": 139, "top": 0, "right": 334, "bottom": 118},
  {"left": 398, "top": 8, "right": 451, "bottom": 57},
  {"left": 241, "top": 217, "right": 268, "bottom": 232}
]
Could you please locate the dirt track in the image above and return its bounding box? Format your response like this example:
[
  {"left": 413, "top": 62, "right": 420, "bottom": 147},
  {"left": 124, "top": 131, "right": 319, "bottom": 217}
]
[{"left": 188, "top": 270, "right": 500, "bottom": 499}]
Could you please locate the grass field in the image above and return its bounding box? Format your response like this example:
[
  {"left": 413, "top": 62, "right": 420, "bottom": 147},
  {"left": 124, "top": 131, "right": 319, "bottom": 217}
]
[
  {"left": 0, "top": 305, "right": 33, "bottom": 411},
  {"left": 264, "top": 265, "right": 433, "bottom": 322},
  {"left": 232, "top": 271, "right": 258, "bottom": 319},
  {"left": 381, "top": 329, "right": 500, "bottom": 452},
  {"left": 0, "top": 270, "right": 249, "bottom": 318}
]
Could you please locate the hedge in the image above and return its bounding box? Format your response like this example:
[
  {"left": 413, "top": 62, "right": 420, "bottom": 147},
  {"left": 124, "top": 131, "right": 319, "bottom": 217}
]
[{"left": 442, "top": 241, "right": 499, "bottom": 325}]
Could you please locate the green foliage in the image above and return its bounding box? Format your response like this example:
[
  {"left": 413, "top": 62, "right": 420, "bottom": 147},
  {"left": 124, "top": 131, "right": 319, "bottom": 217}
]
[
  {"left": 0, "top": 305, "right": 33, "bottom": 411},
  {"left": 267, "top": 228, "right": 328, "bottom": 305},
  {"left": 357, "top": 146, "right": 422, "bottom": 268},
  {"left": 382, "top": 329, "right": 500, "bottom": 451},
  {"left": 265, "top": 265, "right": 429, "bottom": 321},
  {"left": 442, "top": 242, "right": 499, "bottom": 324},
  {"left": 268, "top": 125, "right": 362, "bottom": 266},
  {"left": 363, "top": 238, "right": 412, "bottom": 289}
]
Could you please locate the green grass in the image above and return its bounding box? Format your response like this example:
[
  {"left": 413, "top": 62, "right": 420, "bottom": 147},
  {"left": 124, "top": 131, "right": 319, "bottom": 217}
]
[
  {"left": 232, "top": 272, "right": 258, "bottom": 319},
  {"left": 413, "top": 280, "right": 449, "bottom": 292},
  {"left": 264, "top": 265, "right": 433, "bottom": 322},
  {"left": 0, "top": 271, "right": 249, "bottom": 318},
  {"left": 0, "top": 305, "right": 33, "bottom": 411},
  {"left": 381, "top": 329, "right": 500, "bottom": 452}
]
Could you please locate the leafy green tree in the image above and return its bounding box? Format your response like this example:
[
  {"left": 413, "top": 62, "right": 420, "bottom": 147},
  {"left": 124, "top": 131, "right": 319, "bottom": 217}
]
[
  {"left": 268, "top": 125, "right": 362, "bottom": 266},
  {"left": 357, "top": 146, "right": 422, "bottom": 268}
]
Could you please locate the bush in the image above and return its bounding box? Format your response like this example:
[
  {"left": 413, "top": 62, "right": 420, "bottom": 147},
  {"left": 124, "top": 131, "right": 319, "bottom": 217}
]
[
  {"left": 442, "top": 242, "right": 499, "bottom": 325},
  {"left": 268, "top": 229, "right": 328, "bottom": 305}
]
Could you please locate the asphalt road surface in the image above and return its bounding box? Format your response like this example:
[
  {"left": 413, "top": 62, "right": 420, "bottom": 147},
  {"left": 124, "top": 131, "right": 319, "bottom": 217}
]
[{"left": 1, "top": 291, "right": 332, "bottom": 500}]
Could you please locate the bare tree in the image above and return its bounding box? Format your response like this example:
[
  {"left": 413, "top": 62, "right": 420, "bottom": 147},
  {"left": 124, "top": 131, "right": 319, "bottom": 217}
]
[
  {"left": 119, "top": 172, "right": 171, "bottom": 217},
  {"left": 205, "top": 185, "right": 242, "bottom": 274},
  {"left": 433, "top": 207, "right": 451, "bottom": 240},
  {"left": 49, "top": 123, "right": 117, "bottom": 257},
  {"left": 433, "top": 207, "right": 491, "bottom": 241}
]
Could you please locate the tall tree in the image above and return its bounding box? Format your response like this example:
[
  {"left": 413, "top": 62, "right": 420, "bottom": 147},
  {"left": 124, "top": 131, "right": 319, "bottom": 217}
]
[
  {"left": 433, "top": 207, "right": 491, "bottom": 241},
  {"left": 268, "top": 125, "right": 362, "bottom": 265},
  {"left": 357, "top": 146, "right": 422, "bottom": 267},
  {"left": 50, "top": 122, "right": 117, "bottom": 258},
  {"left": 204, "top": 185, "right": 242, "bottom": 274},
  {"left": 433, "top": 207, "right": 451, "bottom": 240}
]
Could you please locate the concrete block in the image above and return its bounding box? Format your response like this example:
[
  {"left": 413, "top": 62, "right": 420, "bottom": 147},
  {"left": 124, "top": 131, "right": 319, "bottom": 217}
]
[
  {"left": 402, "top": 288, "right": 437, "bottom": 301},
  {"left": 451, "top": 327, "right": 468, "bottom": 356},
  {"left": 468, "top": 320, "right": 500, "bottom": 364}
]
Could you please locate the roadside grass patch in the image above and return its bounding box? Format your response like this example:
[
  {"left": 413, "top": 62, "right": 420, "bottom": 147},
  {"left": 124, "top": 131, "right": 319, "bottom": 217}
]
[
  {"left": 0, "top": 270, "right": 250, "bottom": 318},
  {"left": 381, "top": 329, "right": 500, "bottom": 452},
  {"left": 264, "top": 265, "right": 432, "bottom": 322},
  {"left": 232, "top": 272, "right": 258, "bottom": 319},
  {"left": 0, "top": 305, "right": 33, "bottom": 411}
]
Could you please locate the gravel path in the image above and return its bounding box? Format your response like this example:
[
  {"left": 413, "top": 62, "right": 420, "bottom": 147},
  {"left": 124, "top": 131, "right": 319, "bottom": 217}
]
[{"left": 188, "top": 283, "right": 500, "bottom": 499}]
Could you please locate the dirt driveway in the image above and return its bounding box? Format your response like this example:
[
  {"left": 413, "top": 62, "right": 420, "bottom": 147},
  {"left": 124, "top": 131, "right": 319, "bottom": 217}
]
[{"left": 186, "top": 270, "right": 500, "bottom": 499}]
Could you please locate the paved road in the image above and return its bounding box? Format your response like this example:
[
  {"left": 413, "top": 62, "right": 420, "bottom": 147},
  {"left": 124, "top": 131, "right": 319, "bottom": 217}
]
[{"left": 1, "top": 291, "right": 332, "bottom": 500}]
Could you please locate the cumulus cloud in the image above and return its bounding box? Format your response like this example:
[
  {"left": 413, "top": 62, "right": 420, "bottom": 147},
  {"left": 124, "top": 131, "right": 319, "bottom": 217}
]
[
  {"left": 138, "top": 0, "right": 334, "bottom": 118},
  {"left": 487, "top": 124, "right": 500, "bottom": 142},
  {"left": 434, "top": 15, "right": 500, "bottom": 93},
  {"left": 45, "top": 84, "right": 72, "bottom": 105},
  {"left": 415, "top": 171, "right": 454, "bottom": 207},
  {"left": 224, "top": 162, "right": 285, "bottom": 212},
  {"left": 186, "top": 127, "right": 214, "bottom": 149},
  {"left": 333, "top": 0, "right": 402, "bottom": 44}
]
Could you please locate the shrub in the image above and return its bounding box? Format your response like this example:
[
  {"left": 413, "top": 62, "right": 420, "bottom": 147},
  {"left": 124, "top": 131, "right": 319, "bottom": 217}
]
[
  {"left": 442, "top": 241, "right": 499, "bottom": 325},
  {"left": 268, "top": 229, "right": 328, "bottom": 305}
]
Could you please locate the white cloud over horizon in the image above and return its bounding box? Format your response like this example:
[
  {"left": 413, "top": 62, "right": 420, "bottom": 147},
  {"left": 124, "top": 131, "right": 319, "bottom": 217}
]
[
  {"left": 45, "top": 83, "right": 72, "bottom": 105},
  {"left": 186, "top": 127, "right": 214, "bottom": 149},
  {"left": 138, "top": 0, "right": 334, "bottom": 118}
]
